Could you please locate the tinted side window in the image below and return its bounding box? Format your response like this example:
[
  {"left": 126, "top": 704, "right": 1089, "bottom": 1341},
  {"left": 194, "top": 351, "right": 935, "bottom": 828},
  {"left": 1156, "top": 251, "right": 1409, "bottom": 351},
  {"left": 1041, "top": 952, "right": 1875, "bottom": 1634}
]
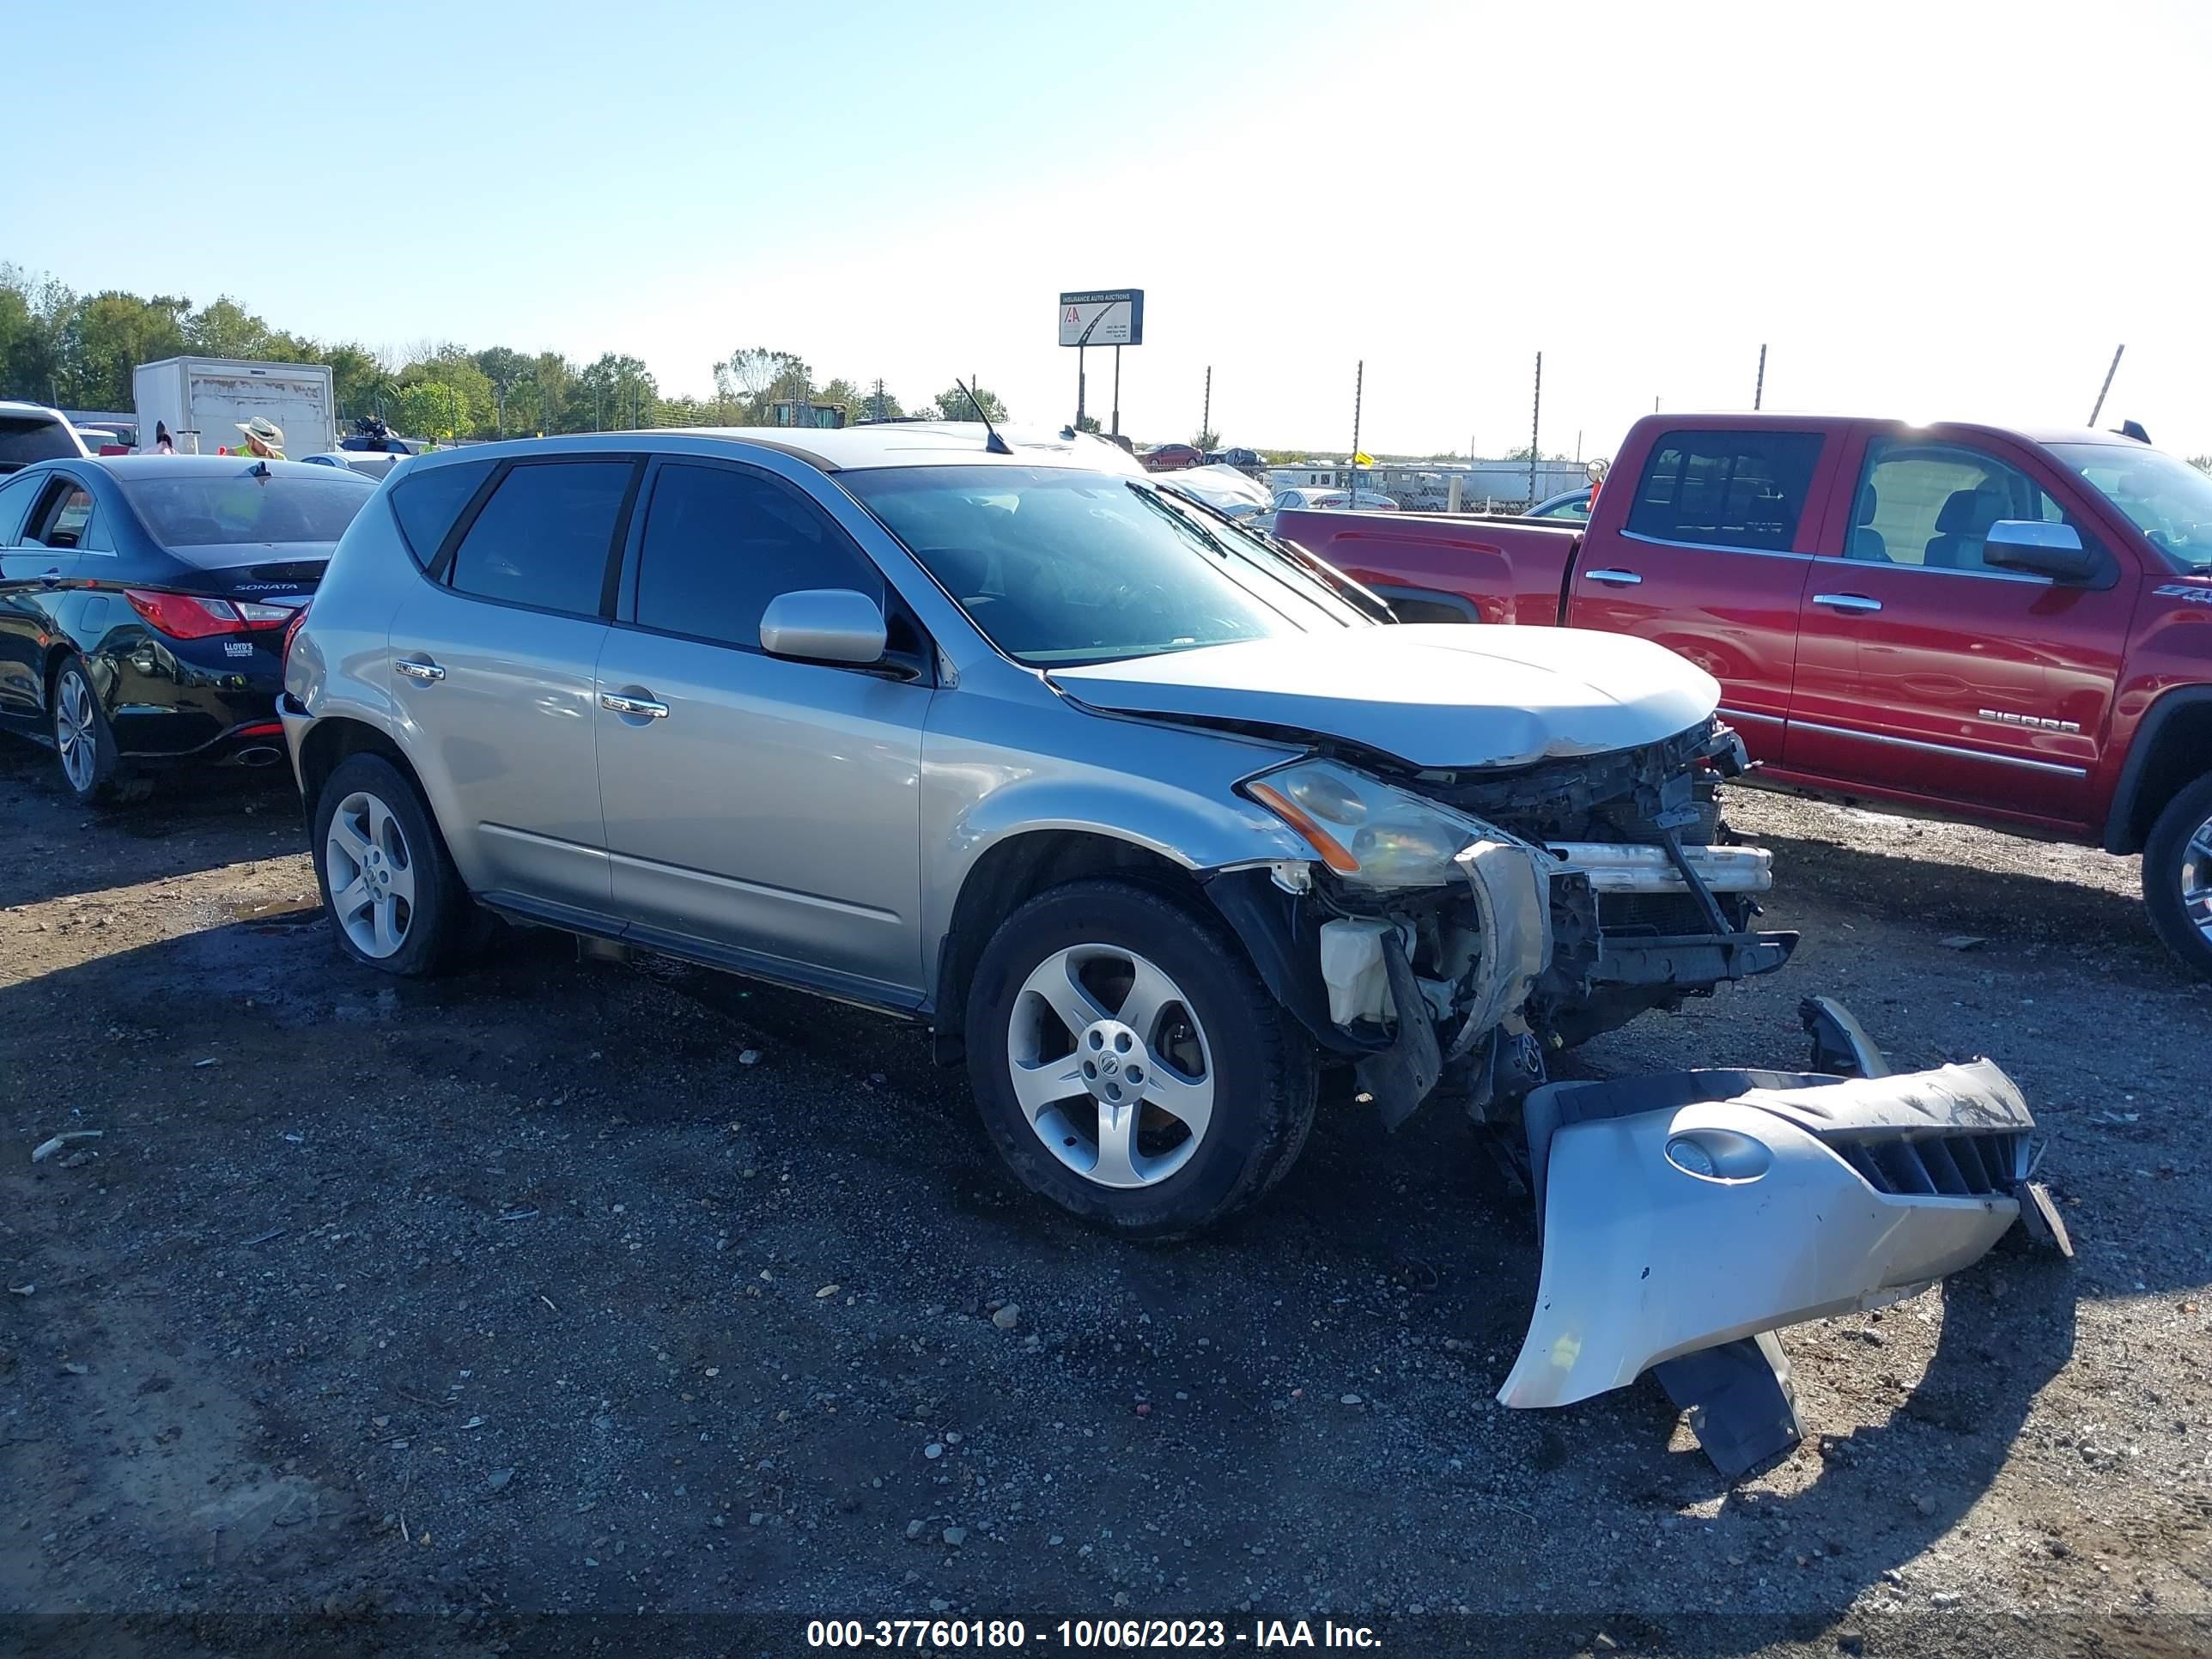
[
  {"left": 1849, "top": 440, "right": 2071, "bottom": 574},
  {"left": 27, "top": 482, "right": 96, "bottom": 550},
  {"left": 633, "top": 463, "right": 882, "bottom": 649},
  {"left": 0, "top": 474, "right": 39, "bottom": 543},
  {"left": 1626, "top": 430, "right": 1822, "bottom": 552},
  {"left": 390, "top": 459, "right": 496, "bottom": 568},
  {"left": 448, "top": 460, "right": 632, "bottom": 616}
]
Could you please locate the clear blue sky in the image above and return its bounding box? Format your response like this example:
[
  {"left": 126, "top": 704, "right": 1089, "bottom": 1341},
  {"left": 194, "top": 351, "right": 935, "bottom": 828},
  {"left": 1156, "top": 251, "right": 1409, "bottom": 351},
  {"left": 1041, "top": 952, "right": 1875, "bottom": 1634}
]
[{"left": 8, "top": 0, "right": 2210, "bottom": 457}]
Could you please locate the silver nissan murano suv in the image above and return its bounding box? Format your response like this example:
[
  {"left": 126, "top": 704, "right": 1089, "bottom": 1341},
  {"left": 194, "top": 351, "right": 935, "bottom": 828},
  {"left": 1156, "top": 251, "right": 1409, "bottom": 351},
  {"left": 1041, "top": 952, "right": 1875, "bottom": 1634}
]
[{"left": 281, "top": 422, "right": 1793, "bottom": 1236}]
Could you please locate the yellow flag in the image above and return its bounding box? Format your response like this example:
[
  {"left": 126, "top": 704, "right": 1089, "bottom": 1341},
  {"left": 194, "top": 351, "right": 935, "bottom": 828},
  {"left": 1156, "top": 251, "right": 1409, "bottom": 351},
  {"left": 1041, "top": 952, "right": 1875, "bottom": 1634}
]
[{"left": 1353, "top": 451, "right": 1376, "bottom": 466}]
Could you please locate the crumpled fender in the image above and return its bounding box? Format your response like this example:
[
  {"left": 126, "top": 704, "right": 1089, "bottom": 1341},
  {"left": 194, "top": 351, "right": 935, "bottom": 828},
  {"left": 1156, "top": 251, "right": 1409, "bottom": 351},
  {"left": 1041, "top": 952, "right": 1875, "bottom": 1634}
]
[{"left": 1499, "top": 1061, "right": 2027, "bottom": 1410}]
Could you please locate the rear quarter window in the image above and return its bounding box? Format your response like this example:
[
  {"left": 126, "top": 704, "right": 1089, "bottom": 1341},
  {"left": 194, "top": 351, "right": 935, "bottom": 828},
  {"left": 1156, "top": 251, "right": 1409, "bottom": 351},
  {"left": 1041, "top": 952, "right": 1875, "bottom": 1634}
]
[
  {"left": 389, "top": 459, "right": 496, "bottom": 568},
  {"left": 1626, "top": 429, "right": 1823, "bottom": 552},
  {"left": 0, "top": 472, "right": 40, "bottom": 542}
]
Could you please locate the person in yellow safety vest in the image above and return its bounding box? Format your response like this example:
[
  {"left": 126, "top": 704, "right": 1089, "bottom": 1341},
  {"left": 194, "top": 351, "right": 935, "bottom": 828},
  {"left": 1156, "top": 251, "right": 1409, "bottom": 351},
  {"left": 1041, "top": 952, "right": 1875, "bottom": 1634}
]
[{"left": 232, "top": 416, "right": 286, "bottom": 460}]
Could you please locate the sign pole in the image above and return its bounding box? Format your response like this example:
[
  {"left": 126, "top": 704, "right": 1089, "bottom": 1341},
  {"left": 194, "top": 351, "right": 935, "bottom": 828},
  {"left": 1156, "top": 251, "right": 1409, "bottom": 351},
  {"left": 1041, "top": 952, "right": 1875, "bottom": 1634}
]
[
  {"left": 1202, "top": 365, "right": 1212, "bottom": 447},
  {"left": 1111, "top": 346, "right": 1121, "bottom": 438},
  {"left": 1754, "top": 343, "right": 1767, "bottom": 410},
  {"left": 1076, "top": 343, "right": 1086, "bottom": 431}
]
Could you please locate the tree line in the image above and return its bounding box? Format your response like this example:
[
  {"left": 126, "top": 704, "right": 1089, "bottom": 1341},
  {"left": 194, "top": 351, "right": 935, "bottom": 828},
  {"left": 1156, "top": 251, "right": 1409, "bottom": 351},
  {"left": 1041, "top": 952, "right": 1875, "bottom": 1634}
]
[{"left": 0, "top": 264, "right": 1006, "bottom": 442}]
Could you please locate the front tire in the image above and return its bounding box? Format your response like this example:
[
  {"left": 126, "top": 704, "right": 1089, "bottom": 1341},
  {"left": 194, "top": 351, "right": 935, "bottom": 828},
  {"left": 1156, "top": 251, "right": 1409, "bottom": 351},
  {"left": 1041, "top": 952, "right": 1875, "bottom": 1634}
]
[
  {"left": 964, "top": 879, "right": 1318, "bottom": 1237},
  {"left": 311, "top": 752, "right": 475, "bottom": 976},
  {"left": 2142, "top": 771, "right": 2212, "bottom": 979}
]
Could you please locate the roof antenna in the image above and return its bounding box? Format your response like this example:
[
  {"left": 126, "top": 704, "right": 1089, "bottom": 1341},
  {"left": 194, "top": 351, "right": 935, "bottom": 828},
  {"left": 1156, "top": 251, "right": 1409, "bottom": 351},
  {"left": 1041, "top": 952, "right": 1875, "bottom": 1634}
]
[{"left": 957, "top": 379, "right": 1012, "bottom": 455}]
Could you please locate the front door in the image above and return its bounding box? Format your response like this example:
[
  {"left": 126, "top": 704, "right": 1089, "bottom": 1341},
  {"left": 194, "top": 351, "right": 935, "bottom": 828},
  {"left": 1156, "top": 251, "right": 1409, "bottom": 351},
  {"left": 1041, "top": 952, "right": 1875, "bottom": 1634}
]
[
  {"left": 594, "top": 457, "right": 930, "bottom": 1004},
  {"left": 1784, "top": 433, "right": 2137, "bottom": 830},
  {"left": 0, "top": 474, "right": 97, "bottom": 722},
  {"left": 1564, "top": 425, "right": 1828, "bottom": 763},
  {"left": 386, "top": 455, "right": 641, "bottom": 915}
]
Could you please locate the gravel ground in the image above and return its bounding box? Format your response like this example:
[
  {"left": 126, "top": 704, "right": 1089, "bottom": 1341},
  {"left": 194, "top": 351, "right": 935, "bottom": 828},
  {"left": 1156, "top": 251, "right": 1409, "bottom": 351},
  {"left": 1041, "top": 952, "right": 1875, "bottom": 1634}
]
[{"left": 1, "top": 736, "right": 2208, "bottom": 1656}]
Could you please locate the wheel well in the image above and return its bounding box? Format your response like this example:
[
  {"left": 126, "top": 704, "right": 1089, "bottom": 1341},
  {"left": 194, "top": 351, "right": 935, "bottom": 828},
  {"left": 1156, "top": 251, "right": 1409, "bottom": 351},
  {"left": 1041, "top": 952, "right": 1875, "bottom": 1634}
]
[
  {"left": 2119, "top": 700, "right": 2212, "bottom": 854},
  {"left": 299, "top": 717, "right": 418, "bottom": 811},
  {"left": 933, "top": 831, "right": 1197, "bottom": 1051}
]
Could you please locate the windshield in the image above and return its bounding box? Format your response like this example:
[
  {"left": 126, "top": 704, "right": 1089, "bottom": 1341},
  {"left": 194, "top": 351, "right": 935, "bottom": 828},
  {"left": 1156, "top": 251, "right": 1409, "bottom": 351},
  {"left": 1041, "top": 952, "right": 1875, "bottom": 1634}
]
[
  {"left": 120, "top": 471, "right": 375, "bottom": 547},
  {"left": 842, "top": 465, "right": 1361, "bottom": 665},
  {"left": 2051, "top": 443, "right": 2212, "bottom": 571}
]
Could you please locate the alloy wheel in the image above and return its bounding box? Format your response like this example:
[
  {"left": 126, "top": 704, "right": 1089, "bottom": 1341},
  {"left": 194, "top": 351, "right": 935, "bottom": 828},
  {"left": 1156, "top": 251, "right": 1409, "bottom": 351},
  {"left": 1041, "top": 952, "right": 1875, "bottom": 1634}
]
[
  {"left": 325, "top": 790, "right": 416, "bottom": 958},
  {"left": 55, "top": 670, "right": 98, "bottom": 794},
  {"left": 2182, "top": 811, "right": 2212, "bottom": 946},
  {"left": 1006, "top": 944, "right": 1216, "bottom": 1189}
]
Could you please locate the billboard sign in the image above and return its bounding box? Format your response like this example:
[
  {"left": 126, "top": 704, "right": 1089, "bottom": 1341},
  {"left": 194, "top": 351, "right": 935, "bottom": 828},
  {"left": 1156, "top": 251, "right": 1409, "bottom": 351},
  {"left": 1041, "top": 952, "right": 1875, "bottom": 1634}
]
[{"left": 1059, "top": 289, "right": 1145, "bottom": 348}]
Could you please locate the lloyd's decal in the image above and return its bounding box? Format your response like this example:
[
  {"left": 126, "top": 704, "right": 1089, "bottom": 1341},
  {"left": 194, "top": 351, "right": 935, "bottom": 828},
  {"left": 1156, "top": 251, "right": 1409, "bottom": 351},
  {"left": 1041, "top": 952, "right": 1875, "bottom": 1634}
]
[{"left": 2155, "top": 583, "right": 2212, "bottom": 605}]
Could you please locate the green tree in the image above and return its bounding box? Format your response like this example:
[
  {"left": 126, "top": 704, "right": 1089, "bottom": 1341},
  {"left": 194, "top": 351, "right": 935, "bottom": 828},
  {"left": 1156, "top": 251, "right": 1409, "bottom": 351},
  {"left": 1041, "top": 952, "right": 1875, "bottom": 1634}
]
[
  {"left": 526, "top": 352, "right": 574, "bottom": 434},
  {"left": 322, "top": 343, "right": 392, "bottom": 423},
  {"left": 1192, "top": 426, "right": 1220, "bottom": 450},
  {"left": 572, "top": 353, "right": 659, "bottom": 430},
  {"left": 186, "top": 296, "right": 277, "bottom": 358},
  {"left": 1074, "top": 413, "right": 1102, "bottom": 434},
  {"left": 931, "top": 383, "right": 1007, "bottom": 422},
  {"left": 67, "top": 290, "right": 190, "bottom": 410},
  {"left": 472, "top": 346, "right": 532, "bottom": 436}
]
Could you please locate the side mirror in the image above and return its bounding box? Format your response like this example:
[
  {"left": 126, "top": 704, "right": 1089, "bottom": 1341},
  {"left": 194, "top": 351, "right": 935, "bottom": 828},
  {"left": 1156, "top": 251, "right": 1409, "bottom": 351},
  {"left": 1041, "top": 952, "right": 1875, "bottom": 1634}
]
[
  {"left": 1983, "top": 520, "right": 2097, "bottom": 583},
  {"left": 1586, "top": 458, "right": 1610, "bottom": 483},
  {"left": 758, "top": 588, "right": 887, "bottom": 664}
]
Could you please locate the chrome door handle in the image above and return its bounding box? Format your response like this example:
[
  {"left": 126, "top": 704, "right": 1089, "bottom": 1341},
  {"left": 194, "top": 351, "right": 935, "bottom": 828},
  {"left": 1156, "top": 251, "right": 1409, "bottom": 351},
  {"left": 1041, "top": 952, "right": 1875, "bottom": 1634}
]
[
  {"left": 600, "top": 691, "right": 669, "bottom": 719},
  {"left": 1583, "top": 568, "right": 1643, "bottom": 586},
  {"left": 394, "top": 657, "right": 446, "bottom": 682},
  {"left": 1812, "top": 592, "right": 1882, "bottom": 614},
  {"left": 40, "top": 568, "right": 64, "bottom": 587}
]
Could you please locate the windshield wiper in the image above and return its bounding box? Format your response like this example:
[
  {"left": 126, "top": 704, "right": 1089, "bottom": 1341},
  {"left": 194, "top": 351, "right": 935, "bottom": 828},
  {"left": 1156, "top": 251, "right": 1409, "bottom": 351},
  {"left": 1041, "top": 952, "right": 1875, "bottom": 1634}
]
[{"left": 1152, "top": 481, "right": 1396, "bottom": 623}]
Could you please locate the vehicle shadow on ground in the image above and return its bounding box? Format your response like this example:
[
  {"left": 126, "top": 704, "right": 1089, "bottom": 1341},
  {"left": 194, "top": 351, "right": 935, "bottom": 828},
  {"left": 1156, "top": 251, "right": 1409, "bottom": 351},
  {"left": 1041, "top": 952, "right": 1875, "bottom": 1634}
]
[
  {"left": 0, "top": 735, "right": 301, "bottom": 909},
  {"left": 1753, "top": 825, "right": 2177, "bottom": 975}
]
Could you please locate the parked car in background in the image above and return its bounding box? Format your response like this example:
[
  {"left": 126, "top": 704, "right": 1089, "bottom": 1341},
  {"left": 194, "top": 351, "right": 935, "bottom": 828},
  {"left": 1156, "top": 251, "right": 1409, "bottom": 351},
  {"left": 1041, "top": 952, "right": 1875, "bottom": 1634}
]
[
  {"left": 1206, "top": 447, "right": 1267, "bottom": 476},
  {"left": 282, "top": 422, "right": 1796, "bottom": 1237},
  {"left": 1139, "top": 441, "right": 1206, "bottom": 472},
  {"left": 0, "top": 403, "right": 94, "bottom": 474},
  {"left": 1269, "top": 484, "right": 1400, "bottom": 520},
  {"left": 0, "top": 455, "right": 375, "bottom": 803},
  {"left": 1279, "top": 411, "right": 2212, "bottom": 975},
  {"left": 1524, "top": 486, "right": 1592, "bottom": 521},
  {"left": 1158, "top": 462, "right": 1273, "bottom": 522},
  {"left": 303, "top": 451, "right": 411, "bottom": 481}
]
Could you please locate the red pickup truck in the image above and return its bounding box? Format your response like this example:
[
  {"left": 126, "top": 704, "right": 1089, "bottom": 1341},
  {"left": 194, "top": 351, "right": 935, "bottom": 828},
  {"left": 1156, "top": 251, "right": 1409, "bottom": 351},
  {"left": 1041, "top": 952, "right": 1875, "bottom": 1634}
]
[{"left": 1278, "top": 413, "right": 2212, "bottom": 975}]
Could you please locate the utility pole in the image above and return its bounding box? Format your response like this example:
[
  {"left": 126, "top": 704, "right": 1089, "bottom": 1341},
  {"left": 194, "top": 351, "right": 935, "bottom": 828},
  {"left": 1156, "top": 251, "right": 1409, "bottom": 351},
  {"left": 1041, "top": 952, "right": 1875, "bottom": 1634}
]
[
  {"left": 1528, "top": 352, "right": 1542, "bottom": 509},
  {"left": 2089, "top": 344, "right": 2125, "bottom": 426},
  {"left": 1202, "top": 365, "right": 1212, "bottom": 447},
  {"left": 1110, "top": 345, "right": 1121, "bottom": 438},
  {"left": 1754, "top": 343, "right": 1767, "bottom": 410},
  {"left": 1349, "top": 360, "right": 1364, "bottom": 493}
]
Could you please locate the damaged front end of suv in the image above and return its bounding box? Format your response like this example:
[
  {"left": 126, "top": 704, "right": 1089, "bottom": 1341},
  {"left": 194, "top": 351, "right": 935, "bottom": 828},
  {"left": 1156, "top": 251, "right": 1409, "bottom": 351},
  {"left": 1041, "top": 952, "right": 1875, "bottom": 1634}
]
[{"left": 1210, "top": 714, "right": 1791, "bottom": 1129}]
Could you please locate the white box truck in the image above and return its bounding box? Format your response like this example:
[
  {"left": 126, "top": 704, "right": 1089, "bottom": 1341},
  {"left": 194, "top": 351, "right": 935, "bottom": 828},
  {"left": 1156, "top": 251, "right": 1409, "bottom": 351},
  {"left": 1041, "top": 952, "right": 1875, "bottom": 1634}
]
[{"left": 132, "top": 356, "right": 337, "bottom": 459}]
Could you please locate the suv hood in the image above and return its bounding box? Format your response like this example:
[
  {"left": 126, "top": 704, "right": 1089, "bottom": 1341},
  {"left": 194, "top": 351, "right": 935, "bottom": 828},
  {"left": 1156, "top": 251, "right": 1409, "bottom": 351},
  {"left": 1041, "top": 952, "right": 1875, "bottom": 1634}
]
[{"left": 1046, "top": 624, "right": 1719, "bottom": 769}]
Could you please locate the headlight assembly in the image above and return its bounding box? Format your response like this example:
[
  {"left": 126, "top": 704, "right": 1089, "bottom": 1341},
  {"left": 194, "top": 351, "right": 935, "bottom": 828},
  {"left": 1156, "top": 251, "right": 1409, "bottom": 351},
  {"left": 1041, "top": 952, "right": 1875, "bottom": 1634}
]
[{"left": 1243, "top": 758, "right": 1496, "bottom": 890}]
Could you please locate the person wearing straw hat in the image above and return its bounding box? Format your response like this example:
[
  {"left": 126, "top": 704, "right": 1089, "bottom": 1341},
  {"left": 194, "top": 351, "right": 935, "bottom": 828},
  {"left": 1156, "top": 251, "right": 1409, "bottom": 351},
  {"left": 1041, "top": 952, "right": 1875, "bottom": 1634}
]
[{"left": 233, "top": 416, "right": 286, "bottom": 459}]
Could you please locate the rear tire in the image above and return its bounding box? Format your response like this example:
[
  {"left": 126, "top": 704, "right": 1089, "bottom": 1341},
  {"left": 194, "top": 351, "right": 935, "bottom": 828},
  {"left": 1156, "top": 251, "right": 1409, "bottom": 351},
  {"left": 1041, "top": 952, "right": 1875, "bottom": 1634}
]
[
  {"left": 311, "top": 752, "right": 476, "bottom": 976},
  {"left": 2142, "top": 771, "right": 2212, "bottom": 979},
  {"left": 50, "top": 656, "right": 148, "bottom": 808},
  {"left": 964, "top": 878, "right": 1318, "bottom": 1237}
]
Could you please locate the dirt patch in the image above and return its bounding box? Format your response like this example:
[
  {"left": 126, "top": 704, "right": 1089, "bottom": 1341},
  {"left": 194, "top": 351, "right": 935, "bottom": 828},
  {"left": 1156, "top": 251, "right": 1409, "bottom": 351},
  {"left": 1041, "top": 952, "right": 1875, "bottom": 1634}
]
[{"left": 2, "top": 739, "right": 2208, "bottom": 1654}]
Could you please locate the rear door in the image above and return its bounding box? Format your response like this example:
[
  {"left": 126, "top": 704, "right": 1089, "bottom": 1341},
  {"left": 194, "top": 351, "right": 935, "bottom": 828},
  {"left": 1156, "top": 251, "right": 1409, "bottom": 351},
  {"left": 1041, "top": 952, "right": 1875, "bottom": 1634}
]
[
  {"left": 1564, "top": 426, "right": 1830, "bottom": 759},
  {"left": 1784, "top": 430, "right": 2136, "bottom": 829},
  {"left": 0, "top": 471, "right": 57, "bottom": 719},
  {"left": 594, "top": 456, "right": 931, "bottom": 1002},
  {"left": 387, "top": 454, "right": 641, "bottom": 918}
]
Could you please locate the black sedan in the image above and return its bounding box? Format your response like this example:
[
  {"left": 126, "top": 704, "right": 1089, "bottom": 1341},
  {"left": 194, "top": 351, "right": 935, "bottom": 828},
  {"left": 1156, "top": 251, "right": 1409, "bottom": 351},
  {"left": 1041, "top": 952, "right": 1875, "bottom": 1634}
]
[{"left": 0, "top": 455, "right": 376, "bottom": 805}]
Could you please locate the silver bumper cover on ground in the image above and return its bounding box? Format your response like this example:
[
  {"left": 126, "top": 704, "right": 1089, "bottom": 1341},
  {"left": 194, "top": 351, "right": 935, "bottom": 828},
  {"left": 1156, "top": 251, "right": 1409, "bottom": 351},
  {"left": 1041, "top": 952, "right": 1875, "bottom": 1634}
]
[{"left": 1498, "top": 1054, "right": 2047, "bottom": 1468}]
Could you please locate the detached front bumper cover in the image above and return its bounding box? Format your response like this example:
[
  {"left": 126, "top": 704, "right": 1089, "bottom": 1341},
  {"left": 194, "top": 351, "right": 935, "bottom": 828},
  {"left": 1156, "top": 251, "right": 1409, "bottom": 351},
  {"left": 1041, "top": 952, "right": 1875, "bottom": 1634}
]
[{"left": 1501, "top": 1057, "right": 2038, "bottom": 1419}]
